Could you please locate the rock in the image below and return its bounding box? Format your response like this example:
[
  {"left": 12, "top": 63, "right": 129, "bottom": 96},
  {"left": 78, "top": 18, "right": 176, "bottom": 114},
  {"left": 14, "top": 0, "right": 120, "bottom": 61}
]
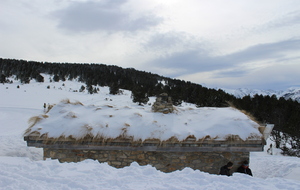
[{"left": 152, "top": 93, "right": 174, "bottom": 113}]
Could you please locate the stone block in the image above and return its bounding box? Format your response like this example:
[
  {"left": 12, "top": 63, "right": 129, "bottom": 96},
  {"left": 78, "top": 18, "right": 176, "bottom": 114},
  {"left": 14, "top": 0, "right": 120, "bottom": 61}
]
[
  {"left": 179, "top": 156, "right": 186, "bottom": 160},
  {"left": 222, "top": 152, "right": 232, "bottom": 159},
  {"left": 137, "top": 154, "right": 145, "bottom": 159},
  {"left": 99, "top": 157, "right": 109, "bottom": 161},
  {"left": 49, "top": 151, "right": 56, "bottom": 158},
  {"left": 59, "top": 158, "right": 76, "bottom": 163},
  {"left": 111, "top": 161, "right": 122, "bottom": 166},
  {"left": 119, "top": 154, "right": 127, "bottom": 159},
  {"left": 148, "top": 156, "right": 156, "bottom": 160},
  {"left": 192, "top": 160, "right": 202, "bottom": 165}
]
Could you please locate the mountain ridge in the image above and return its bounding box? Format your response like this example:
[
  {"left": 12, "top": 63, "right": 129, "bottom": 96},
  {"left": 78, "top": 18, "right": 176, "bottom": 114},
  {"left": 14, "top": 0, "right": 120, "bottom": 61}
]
[{"left": 222, "top": 87, "right": 300, "bottom": 102}]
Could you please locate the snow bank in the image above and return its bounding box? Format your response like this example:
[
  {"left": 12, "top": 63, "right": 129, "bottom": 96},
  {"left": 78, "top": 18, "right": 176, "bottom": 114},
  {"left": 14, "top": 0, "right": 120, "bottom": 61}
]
[{"left": 1, "top": 157, "right": 300, "bottom": 190}]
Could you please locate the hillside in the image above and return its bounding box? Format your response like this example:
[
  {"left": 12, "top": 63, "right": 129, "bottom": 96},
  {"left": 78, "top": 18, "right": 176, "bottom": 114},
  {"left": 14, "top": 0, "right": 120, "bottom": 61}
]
[{"left": 0, "top": 58, "right": 234, "bottom": 107}]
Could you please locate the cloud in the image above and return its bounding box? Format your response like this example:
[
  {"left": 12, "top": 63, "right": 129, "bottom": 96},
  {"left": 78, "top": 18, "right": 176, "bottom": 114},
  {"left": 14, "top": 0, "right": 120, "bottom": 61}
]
[
  {"left": 51, "top": 0, "right": 162, "bottom": 33},
  {"left": 143, "top": 32, "right": 196, "bottom": 51},
  {"left": 263, "top": 11, "right": 300, "bottom": 30},
  {"left": 146, "top": 38, "right": 300, "bottom": 79},
  {"left": 179, "top": 61, "right": 300, "bottom": 90},
  {"left": 227, "top": 38, "right": 300, "bottom": 64}
]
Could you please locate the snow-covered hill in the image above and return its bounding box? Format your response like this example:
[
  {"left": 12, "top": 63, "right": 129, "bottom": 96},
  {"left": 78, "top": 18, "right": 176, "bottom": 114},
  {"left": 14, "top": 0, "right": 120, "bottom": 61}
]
[
  {"left": 223, "top": 87, "right": 300, "bottom": 102},
  {"left": 1, "top": 76, "right": 300, "bottom": 189}
]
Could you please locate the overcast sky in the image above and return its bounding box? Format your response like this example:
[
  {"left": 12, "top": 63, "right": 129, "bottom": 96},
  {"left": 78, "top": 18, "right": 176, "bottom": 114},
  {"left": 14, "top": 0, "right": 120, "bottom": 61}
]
[{"left": 1, "top": 0, "right": 300, "bottom": 90}]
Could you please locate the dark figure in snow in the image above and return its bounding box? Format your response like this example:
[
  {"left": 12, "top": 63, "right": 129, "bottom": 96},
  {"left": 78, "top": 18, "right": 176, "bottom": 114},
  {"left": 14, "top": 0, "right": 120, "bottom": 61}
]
[
  {"left": 236, "top": 161, "right": 253, "bottom": 176},
  {"left": 267, "top": 144, "right": 273, "bottom": 155},
  {"left": 219, "top": 161, "right": 233, "bottom": 176}
]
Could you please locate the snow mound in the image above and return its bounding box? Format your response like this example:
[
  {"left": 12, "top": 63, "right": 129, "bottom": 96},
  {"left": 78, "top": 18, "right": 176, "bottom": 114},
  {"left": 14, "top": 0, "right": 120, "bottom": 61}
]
[{"left": 25, "top": 99, "right": 262, "bottom": 141}]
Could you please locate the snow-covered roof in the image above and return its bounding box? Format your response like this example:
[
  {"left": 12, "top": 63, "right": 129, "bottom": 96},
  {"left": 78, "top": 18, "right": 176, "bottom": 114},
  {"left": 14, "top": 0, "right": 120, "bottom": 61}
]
[{"left": 25, "top": 99, "right": 263, "bottom": 142}]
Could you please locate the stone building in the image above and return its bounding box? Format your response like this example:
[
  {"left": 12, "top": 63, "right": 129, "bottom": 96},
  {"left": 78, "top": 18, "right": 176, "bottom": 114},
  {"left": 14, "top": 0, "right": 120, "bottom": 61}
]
[{"left": 24, "top": 97, "right": 273, "bottom": 174}]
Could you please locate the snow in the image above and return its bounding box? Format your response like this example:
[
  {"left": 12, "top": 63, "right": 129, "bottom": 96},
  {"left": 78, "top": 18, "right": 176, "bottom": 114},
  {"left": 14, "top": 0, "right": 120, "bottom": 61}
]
[
  {"left": 26, "top": 98, "right": 262, "bottom": 141},
  {"left": 222, "top": 87, "right": 300, "bottom": 103},
  {"left": 1, "top": 77, "right": 300, "bottom": 189}
]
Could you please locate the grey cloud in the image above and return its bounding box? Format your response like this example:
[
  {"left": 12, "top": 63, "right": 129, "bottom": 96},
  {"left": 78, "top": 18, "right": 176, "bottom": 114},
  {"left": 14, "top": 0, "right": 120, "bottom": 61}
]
[
  {"left": 143, "top": 32, "right": 195, "bottom": 50},
  {"left": 147, "top": 38, "right": 300, "bottom": 78},
  {"left": 251, "top": 11, "right": 300, "bottom": 34},
  {"left": 216, "top": 69, "right": 250, "bottom": 78},
  {"left": 265, "top": 11, "right": 300, "bottom": 29},
  {"left": 227, "top": 39, "right": 300, "bottom": 63},
  {"left": 151, "top": 50, "right": 224, "bottom": 73},
  {"left": 52, "top": 0, "right": 162, "bottom": 33}
]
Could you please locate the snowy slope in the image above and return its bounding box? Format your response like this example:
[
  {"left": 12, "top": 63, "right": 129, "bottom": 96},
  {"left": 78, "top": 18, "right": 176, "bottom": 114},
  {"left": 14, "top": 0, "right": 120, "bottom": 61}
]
[
  {"left": 1, "top": 77, "right": 300, "bottom": 189},
  {"left": 223, "top": 87, "right": 300, "bottom": 102}
]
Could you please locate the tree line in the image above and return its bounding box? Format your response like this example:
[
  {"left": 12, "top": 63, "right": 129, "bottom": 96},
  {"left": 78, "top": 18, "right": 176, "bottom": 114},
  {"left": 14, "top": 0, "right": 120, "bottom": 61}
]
[{"left": 0, "top": 58, "right": 299, "bottom": 156}]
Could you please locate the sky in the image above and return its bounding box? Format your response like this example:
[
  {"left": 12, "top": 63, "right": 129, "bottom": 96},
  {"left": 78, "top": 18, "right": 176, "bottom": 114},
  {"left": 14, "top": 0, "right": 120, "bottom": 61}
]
[{"left": 1, "top": 0, "right": 300, "bottom": 90}]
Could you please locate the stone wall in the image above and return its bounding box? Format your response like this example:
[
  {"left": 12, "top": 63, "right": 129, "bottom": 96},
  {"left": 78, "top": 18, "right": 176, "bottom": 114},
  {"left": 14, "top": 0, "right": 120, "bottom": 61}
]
[{"left": 44, "top": 148, "right": 249, "bottom": 174}]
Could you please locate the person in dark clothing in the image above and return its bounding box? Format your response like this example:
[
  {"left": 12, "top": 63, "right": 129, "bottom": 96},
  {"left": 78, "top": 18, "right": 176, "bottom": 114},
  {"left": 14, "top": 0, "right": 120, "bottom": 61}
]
[
  {"left": 236, "top": 161, "right": 253, "bottom": 176},
  {"left": 219, "top": 161, "right": 233, "bottom": 176}
]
